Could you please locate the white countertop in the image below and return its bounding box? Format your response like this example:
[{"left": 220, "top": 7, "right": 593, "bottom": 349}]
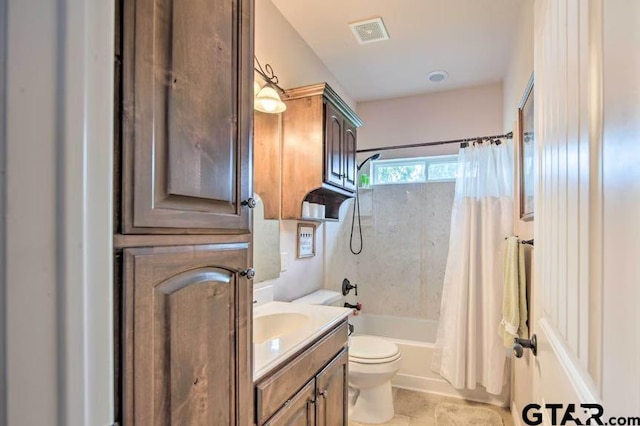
[{"left": 253, "top": 301, "right": 352, "bottom": 381}]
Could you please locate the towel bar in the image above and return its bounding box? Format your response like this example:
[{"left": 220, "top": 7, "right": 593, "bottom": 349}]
[{"left": 504, "top": 236, "right": 535, "bottom": 246}]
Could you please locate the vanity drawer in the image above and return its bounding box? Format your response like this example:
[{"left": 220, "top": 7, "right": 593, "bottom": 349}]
[{"left": 255, "top": 321, "right": 348, "bottom": 425}]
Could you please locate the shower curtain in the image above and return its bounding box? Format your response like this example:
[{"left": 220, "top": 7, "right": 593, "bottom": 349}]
[{"left": 432, "top": 140, "right": 514, "bottom": 395}]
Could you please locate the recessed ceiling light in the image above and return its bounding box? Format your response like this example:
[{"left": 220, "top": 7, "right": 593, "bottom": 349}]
[{"left": 427, "top": 70, "right": 448, "bottom": 83}]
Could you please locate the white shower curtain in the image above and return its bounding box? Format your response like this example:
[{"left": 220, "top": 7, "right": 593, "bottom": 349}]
[{"left": 432, "top": 140, "right": 514, "bottom": 395}]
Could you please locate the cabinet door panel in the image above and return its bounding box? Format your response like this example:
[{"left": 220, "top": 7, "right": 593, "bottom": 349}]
[
  {"left": 343, "top": 123, "right": 357, "bottom": 192},
  {"left": 316, "top": 349, "right": 348, "bottom": 426},
  {"left": 265, "top": 380, "right": 316, "bottom": 426},
  {"left": 324, "top": 103, "right": 344, "bottom": 188},
  {"left": 123, "top": 244, "right": 252, "bottom": 425},
  {"left": 167, "top": 0, "right": 235, "bottom": 202},
  {"left": 122, "top": 0, "right": 253, "bottom": 233}
]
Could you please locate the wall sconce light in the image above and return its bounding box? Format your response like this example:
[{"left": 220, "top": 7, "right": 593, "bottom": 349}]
[{"left": 254, "top": 56, "right": 287, "bottom": 114}]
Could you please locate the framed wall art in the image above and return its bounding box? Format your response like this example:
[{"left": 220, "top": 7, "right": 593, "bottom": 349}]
[
  {"left": 297, "top": 223, "right": 316, "bottom": 258},
  {"left": 518, "top": 74, "right": 535, "bottom": 221}
]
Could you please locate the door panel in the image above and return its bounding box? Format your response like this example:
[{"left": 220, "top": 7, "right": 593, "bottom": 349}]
[
  {"left": 533, "top": 0, "right": 601, "bottom": 420},
  {"left": 324, "top": 103, "right": 344, "bottom": 188},
  {"left": 122, "top": 244, "right": 252, "bottom": 425},
  {"left": 122, "top": 0, "right": 253, "bottom": 233},
  {"left": 343, "top": 124, "right": 357, "bottom": 192},
  {"left": 265, "top": 380, "right": 316, "bottom": 426},
  {"left": 316, "top": 349, "right": 348, "bottom": 426}
]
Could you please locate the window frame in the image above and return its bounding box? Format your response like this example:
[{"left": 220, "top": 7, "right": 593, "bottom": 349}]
[{"left": 370, "top": 154, "right": 458, "bottom": 186}]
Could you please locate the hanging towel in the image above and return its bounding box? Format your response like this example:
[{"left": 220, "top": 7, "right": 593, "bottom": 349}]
[{"left": 499, "top": 237, "right": 529, "bottom": 347}]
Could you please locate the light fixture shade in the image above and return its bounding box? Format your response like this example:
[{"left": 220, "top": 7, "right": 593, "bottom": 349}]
[
  {"left": 254, "top": 84, "right": 287, "bottom": 114},
  {"left": 253, "top": 81, "right": 261, "bottom": 97}
]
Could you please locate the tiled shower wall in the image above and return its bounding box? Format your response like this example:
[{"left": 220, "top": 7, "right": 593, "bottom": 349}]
[{"left": 326, "top": 182, "right": 455, "bottom": 320}]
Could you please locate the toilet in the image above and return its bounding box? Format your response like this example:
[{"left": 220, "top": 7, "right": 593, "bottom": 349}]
[{"left": 292, "top": 290, "right": 402, "bottom": 424}]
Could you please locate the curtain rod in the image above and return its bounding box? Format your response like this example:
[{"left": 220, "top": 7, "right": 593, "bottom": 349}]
[{"left": 356, "top": 131, "right": 513, "bottom": 154}]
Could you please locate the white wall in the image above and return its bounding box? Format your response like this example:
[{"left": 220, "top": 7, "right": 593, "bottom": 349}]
[
  {"left": 503, "top": 0, "right": 535, "bottom": 132},
  {"left": 356, "top": 83, "right": 504, "bottom": 160},
  {"left": 4, "top": 0, "right": 114, "bottom": 425},
  {"left": 255, "top": 0, "right": 356, "bottom": 300},
  {"left": 256, "top": 0, "right": 354, "bottom": 109},
  {"left": 601, "top": 0, "right": 640, "bottom": 413}
]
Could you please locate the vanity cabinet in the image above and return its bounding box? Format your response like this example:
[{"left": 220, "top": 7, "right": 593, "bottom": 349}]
[
  {"left": 265, "top": 350, "right": 348, "bottom": 426},
  {"left": 264, "top": 380, "right": 317, "bottom": 426},
  {"left": 315, "top": 350, "right": 348, "bottom": 425},
  {"left": 121, "top": 244, "right": 253, "bottom": 425},
  {"left": 120, "top": 0, "right": 254, "bottom": 234},
  {"left": 281, "top": 84, "right": 363, "bottom": 220},
  {"left": 255, "top": 321, "right": 349, "bottom": 426}
]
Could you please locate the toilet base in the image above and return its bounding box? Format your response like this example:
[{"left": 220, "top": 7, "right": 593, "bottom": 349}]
[{"left": 349, "top": 381, "right": 394, "bottom": 424}]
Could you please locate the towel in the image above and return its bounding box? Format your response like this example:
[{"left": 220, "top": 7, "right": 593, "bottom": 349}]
[{"left": 499, "top": 237, "right": 529, "bottom": 347}]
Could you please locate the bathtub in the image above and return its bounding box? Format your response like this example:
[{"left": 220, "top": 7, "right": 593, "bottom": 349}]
[{"left": 349, "top": 313, "right": 509, "bottom": 407}]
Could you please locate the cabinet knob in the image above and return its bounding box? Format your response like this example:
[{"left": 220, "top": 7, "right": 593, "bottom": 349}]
[
  {"left": 241, "top": 197, "right": 257, "bottom": 208},
  {"left": 240, "top": 268, "right": 255, "bottom": 280}
]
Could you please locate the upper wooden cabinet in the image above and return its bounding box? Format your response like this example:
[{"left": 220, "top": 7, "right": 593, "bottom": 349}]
[
  {"left": 324, "top": 102, "right": 357, "bottom": 193},
  {"left": 280, "top": 83, "right": 363, "bottom": 220},
  {"left": 120, "top": 0, "right": 254, "bottom": 234}
]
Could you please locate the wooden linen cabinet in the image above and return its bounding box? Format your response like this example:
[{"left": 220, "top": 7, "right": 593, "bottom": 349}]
[{"left": 114, "top": 0, "right": 255, "bottom": 424}]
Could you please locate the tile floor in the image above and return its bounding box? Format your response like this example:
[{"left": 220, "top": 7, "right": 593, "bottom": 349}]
[{"left": 349, "top": 388, "right": 514, "bottom": 426}]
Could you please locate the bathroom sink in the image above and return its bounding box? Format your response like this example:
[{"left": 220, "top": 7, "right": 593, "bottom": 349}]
[{"left": 254, "top": 312, "right": 310, "bottom": 344}]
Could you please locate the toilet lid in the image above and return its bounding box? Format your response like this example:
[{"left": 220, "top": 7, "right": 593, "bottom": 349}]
[{"left": 350, "top": 335, "right": 399, "bottom": 360}]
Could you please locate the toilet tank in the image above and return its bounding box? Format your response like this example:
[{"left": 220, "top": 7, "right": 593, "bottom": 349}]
[{"left": 291, "top": 289, "right": 343, "bottom": 307}]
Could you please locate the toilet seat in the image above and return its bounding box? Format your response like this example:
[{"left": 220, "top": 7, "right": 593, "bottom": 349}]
[
  {"left": 350, "top": 352, "right": 402, "bottom": 364},
  {"left": 349, "top": 335, "right": 401, "bottom": 364}
]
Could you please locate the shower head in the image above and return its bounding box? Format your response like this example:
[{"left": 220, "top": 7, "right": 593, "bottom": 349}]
[{"left": 357, "top": 153, "right": 381, "bottom": 171}]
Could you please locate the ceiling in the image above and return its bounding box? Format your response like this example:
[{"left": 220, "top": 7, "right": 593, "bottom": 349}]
[{"left": 271, "top": 0, "right": 522, "bottom": 102}]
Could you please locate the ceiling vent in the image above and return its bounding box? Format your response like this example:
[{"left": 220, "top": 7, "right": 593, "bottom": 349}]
[{"left": 349, "top": 17, "right": 390, "bottom": 44}]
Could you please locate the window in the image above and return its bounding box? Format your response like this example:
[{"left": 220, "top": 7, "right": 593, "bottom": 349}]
[{"left": 371, "top": 155, "right": 458, "bottom": 185}]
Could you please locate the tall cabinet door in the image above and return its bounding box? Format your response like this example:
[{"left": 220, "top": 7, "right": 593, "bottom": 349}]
[
  {"left": 121, "top": 0, "right": 253, "bottom": 234},
  {"left": 315, "top": 349, "right": 348, "bottom": 426},
  {"left": 343, "top": 123, "right": 357, "bottom": 192},
  {"left": 122, "top": 244, "right": 252, "bottom": 425},
  {"left": 324, "top": 103, "right": 344, "bottom": 188}
]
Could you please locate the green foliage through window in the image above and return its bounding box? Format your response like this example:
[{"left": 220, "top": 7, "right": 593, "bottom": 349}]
[{"left": 374, "top": 163, "right": 425, "bottom": 184}]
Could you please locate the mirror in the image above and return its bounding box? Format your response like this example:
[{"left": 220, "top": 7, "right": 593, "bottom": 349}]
[
  {"left": 253, "top": 110, "right": 282, "bottom": 283},
  {"left": 253, "top": 193, "right": 280, "bottom": 283}
]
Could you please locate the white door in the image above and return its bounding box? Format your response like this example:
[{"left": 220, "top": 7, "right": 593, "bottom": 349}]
[{"left": 528, "top": 0, "right": 640, "bottom": 425}]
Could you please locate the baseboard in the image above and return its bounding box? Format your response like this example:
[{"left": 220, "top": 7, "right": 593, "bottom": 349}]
[{"left": 392, "top": 373, "right": 509, "bottom": 408}]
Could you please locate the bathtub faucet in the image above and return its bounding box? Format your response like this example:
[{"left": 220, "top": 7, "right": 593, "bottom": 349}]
[
  {"left": 344, "top": 302, "right": 362, "bottom": 311},
  {"left": 342, "top": 278, "right": 358, "bottom": 296}
]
